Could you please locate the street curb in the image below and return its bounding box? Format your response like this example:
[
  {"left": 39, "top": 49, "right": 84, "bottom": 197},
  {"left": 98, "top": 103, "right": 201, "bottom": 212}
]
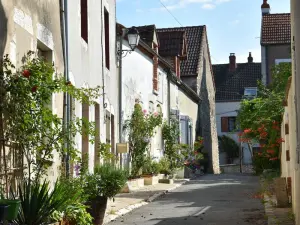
[{"left": 103, "top": 179, "right": 189, "bottom": 224}]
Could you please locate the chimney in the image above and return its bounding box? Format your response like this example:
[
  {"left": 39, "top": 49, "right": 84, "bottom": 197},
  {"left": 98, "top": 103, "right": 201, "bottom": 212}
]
[
  {"left": 261, "top": 0, "right": 270, "bottom": 15},
  {"left": 248, "top": 52, "right": 253, "bottom": 63},
  {"left": 229, "top": 53, "right": 236, "bottom": 72}
]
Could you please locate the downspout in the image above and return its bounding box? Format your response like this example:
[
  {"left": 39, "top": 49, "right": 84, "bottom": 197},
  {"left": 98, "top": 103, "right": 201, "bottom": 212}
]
[
  {"left": 118, "top": 34, "right": 123, "bottom": 143},
  {"left": 60, "top": 0, "right": 70, "bottom": 177},
  {"left": 166, "top": 69, "right": 171, "bottom": 124},
  {"left": 265, "top": 46, "right": 269, "bottom": 85}
]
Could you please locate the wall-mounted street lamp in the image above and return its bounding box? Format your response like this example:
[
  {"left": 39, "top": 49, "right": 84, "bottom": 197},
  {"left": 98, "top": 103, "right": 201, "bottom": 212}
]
[{"left": 118, "top": 26, "right": 140, "bottom": 58}]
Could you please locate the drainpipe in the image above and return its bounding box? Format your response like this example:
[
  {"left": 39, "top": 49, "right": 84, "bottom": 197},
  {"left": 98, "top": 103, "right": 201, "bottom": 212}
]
[
  {"left": 118, "top": 35, "right": 123, "bottom": 143},
  {"left": 166, "top": 69, "right": 171, "bottom": 124},
  {"left": 60, "top": 0, "right": 70, "bottom": 177},
  {"left": 294, "top": 0, "right": 300, "bottom": 167}
]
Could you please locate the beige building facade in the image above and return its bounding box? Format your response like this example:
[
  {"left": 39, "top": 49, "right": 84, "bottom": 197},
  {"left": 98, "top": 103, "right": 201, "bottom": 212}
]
[{"left": 0, "top": 0, "right": 64, "bottom": 181}]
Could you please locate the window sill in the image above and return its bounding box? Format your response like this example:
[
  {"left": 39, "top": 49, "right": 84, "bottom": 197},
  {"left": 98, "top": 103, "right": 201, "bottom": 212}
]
[
  {"left": 153, "top": 90, "right": 159, "bottom": 96},
  {"left": 81, "top": 38, "right": 88, "bottom": 51}
]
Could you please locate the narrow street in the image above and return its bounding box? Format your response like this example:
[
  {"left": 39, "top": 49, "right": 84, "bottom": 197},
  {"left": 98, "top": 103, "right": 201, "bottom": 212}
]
[{"left": 109, "top": 174, "right": 267, "bottom": 225}]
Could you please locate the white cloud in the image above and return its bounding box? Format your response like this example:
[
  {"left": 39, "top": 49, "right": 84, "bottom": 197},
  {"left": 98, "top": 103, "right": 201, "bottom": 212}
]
[
  {"left": 202, "top": 3, "right": 216, "bottom": 9},
  {"left": 229, "top": 19, "right": 240, "bottom": 25}
]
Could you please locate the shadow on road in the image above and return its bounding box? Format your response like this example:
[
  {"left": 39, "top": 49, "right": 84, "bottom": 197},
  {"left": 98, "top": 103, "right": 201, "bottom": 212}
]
[{"left": 110, "top": 174, "right": 267, "bottom": 225}]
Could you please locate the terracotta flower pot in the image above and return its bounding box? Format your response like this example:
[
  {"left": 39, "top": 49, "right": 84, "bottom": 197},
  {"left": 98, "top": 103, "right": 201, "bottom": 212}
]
[{"left": 86, "top": 197, "right": 108, "bottom": 225}]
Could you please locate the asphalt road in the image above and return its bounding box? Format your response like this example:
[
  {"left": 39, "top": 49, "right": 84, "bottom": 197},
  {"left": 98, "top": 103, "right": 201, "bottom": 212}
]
[{"left": 109, "top": 174, "right": 267, "bottom": 225}]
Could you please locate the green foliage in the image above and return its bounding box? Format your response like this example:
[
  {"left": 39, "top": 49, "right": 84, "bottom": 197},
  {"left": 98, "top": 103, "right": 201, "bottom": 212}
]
[
  {"left": 142, "top": 156, "right": 161, "bottom": 175},
  {"left": 97, "top": 142, "right": 115, "bottom": 162},
  {"left": 158, "top": 157, "right": 172, "bottom": 175},
  {"left": 0, "top": 52, "right": 102, "bottom": 185},
  {"left": 13, "top": 180, "right": 75, "bottom": 225},
  {"left": 63, "top": 202, "right": 93, "bottom": 225},
  {"left": 162, "top": 119, "right": 191, "bottom": 172},
  {"left": 218, "top": 135, "right": 239, "bottom": 163},
  {"left": 237, "top": 63, "right": 291, "bottom": 174},
  {"left": 83, "top": 164, "right": 128, "bottom": 200},
  {"left": 124, "top": 104, "right": 162, "bottom": 177}
]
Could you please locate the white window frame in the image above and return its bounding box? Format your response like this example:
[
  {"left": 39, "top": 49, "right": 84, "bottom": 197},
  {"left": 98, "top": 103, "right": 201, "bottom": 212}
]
[
  {"left": 244, "top": 87, "right": 258, "bottom": 97},
  {"left": 275, "top": 58, "right": 292, "bottom": 65}
]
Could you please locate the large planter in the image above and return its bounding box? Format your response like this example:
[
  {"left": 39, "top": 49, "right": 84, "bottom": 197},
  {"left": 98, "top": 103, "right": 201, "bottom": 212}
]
[
  {"left": 120, "top": 178, "right": 145, "bottom": 193},
  {"left": 0, "top": 199, "right": 21, "bottom": 220},
  {"left": 142, "top": 175, "right": 159, "bottom": 185},
  {"left": 86, "top": 197, "right": 108, "bottom": 225},
  {"left": 0, "top": 204, "right": 9, "bottom": 221}
]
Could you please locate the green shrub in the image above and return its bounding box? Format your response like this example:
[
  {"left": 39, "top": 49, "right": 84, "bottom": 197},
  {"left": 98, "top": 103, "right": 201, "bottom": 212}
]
[
  {"left": 218, "top": 135, "right": 239, "bottom": 163},
  {"left": 142, "top": 157, "right": 161, "bottom": 175},
  {"left": 158, "top": 157, "right": 172, "bottom": 175},
  {"left": 14, "top": 180, "right": 76, "bottom": 225},
  {"left": 83, "top": 164, "right": 128, "bottom": 200}
]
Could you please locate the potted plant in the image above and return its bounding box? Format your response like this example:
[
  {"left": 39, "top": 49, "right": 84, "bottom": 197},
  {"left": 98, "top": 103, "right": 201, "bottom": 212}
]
[
  {"left": 0, "top": 188, "right": 21, "bottom": 221},
  {"left": 142, "top": 157, "right": 161, "bottom": 185},
  {"left": 83, "top": 164, "right": 128, "bottom": 225}
]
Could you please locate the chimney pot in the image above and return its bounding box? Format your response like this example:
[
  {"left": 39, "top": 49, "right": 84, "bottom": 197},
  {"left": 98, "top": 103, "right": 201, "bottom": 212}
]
[
  {"left": 248, "top": 52, "right": 253, "bottom": 63},
  {"left": 229, "top": 53, "right": 236, "bottom": 72},
  {"left": 261, "top": 0, "right": 270, "bottom": 15}
]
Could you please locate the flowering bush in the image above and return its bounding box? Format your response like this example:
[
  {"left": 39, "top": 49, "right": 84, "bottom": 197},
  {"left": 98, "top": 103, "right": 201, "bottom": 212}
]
[
  {"left": 124, "top": 104, "right": 162, "bottom": 177},
  {"left": 237, "top": 63, "right": 290, "bottom": 174},
  {"left": 0, "top": 52, "right": 101, "bottom": 188}
]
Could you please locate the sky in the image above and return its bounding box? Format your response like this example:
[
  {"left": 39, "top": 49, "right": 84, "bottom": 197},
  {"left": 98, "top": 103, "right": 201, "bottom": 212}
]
[{"left": 116, "top": 0, "right": 290, "bottom": 64}]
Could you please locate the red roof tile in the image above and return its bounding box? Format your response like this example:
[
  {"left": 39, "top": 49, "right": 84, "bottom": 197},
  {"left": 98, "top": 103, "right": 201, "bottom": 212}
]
[{"left": 261, "top": 13, "right": 291, "bottom": 45}]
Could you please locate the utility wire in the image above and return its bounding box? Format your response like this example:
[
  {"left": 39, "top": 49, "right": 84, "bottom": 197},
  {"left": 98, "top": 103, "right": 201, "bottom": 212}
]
[{"left": 158, "top": 0, "right": 183, "bottom": 27}]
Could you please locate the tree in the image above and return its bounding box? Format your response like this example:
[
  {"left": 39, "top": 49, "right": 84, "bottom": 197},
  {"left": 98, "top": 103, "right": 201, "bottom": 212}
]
[{"left": 237, "top": 63, "right": 291, "bottom": 174}]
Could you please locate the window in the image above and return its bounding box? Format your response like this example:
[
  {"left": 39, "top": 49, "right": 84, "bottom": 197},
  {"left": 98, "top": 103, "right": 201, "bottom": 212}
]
[
  {"left": 244, "top": 87, "right": 257, "bottom": 97},
  {"left": 221, "top": 117, "right": 236, "bottom": 132},
  {"left": 104, "top": 8, "right": 110, "bottom": 69},
  {"left": 149, "top": 101, "right": 154, "bottom": 114},
  {"left": 81, "top": 0, "right": 88, "bottom": 43},
  {"left": 180, "top": 116, "right": 192, "bottom": 146},
  {"left": 275, "top": 59, "right": 291, "bottom": 65},
  {"left": 82, "top": 101, "right": 89, "bottom": 157},
  {"left": 94, "top": 103, "right": 100, "bottom": 166}
]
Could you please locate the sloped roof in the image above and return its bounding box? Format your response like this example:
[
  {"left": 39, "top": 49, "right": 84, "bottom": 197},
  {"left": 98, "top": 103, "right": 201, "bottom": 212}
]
[
  {"left": 213, "top": 63, "right": 262, "bottom": 102},
  {"left": 157, "top": 26, "right": 204, "bottom": 76},
  {"left": 261, "top": 13, "right": 291, "bottom": 45},
  {"left": 136, "top": 25, "right": 158, "bottom": 47},
  {"left": 157, "top": 31, "right": 187, "bottom": 57}
]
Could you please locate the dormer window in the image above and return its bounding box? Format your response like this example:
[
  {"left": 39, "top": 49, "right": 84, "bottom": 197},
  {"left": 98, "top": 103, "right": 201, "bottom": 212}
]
[{"left": 244, "top": 87, "right": 258, "bottom": 97}]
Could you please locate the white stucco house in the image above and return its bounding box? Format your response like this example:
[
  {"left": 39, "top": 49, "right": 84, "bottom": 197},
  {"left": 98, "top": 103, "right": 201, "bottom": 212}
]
[
  {"left": 67, "top": 0, "right": 119, "bottom": 172},
  {"left": 117, "top": 24, "right": 201, "bottom": 167},
  {"left": 213, "top": 53, "right": 262, "bottom": 165}
]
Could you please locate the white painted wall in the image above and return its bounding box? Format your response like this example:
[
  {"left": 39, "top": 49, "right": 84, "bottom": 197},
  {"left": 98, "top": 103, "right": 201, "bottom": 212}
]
[
  {"left": 216, "top": 101, "right": 253, "bottom": 164},
  {"left": 121, "top": 42, "right": 169, "bottom": 162},
  {"left": 68, "top": 0, "right": 118, "bottom": 172}
]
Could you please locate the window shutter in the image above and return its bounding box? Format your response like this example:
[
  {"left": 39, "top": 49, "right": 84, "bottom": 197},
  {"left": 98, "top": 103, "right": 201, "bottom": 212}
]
[
  {"left": 180, "top": 116, "right": 188, "bottom": 144},
  {"left": 81, "top": 0, "right": 88, "bottom": 43},
  {"left": 221, "top": 117, "right": 229, "bottom": 132}
]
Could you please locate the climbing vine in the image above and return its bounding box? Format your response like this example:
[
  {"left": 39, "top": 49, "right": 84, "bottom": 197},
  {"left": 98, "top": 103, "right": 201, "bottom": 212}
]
[
  {"left": 0, "top": 52, "right": 101, "bottom": 190},
  {"left": 124, "top": 105, "right": 162, "bottom": 177}
]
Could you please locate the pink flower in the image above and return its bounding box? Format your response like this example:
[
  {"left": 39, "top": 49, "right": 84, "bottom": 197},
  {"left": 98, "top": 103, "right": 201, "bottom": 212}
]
[
  {"left": 153, "top": 112, "right": 158, "bottom": 116},
  {"left": 143, "top": 109, "right": 147, "bottom": 114}
]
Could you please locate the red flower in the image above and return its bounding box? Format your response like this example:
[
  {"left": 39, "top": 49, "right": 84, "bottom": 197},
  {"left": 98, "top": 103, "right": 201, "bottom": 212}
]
[
  {"left": 266, "top": 149, "right": 275, "bottom": 155},
  {"left": 276, "top": 138, "right": 285, "bottom": 143},
  {"left": 238, "top": 132, "right": 243, "bottom": 137},
  {"left": 31, "top": 86, "right": 38, "bottom": 93},
  {"left": 22, "top": 69, "right": 30, "bottom": 78},
  {"left": 269, "top": 157, "right": 278, "bottom": 161},
  {"left": 244, "top": 128, "right": 252, "bottom": 134}
]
